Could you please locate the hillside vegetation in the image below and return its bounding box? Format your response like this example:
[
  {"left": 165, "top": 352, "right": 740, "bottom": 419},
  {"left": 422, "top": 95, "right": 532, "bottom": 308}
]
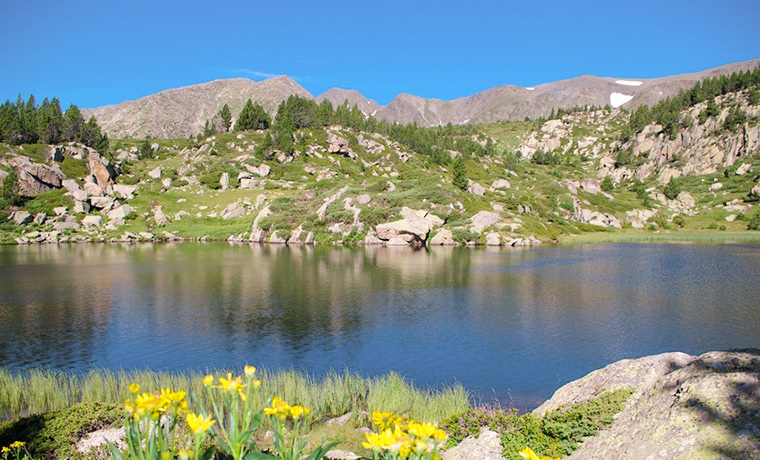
[{"left": 1, "top": 69, "right": 760, "bottom": 246}]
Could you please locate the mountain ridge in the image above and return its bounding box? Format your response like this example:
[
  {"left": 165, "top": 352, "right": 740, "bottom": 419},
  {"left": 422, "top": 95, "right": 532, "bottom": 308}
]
[{"left": 82, "top": 58, "right": 760, "bottom": 138}]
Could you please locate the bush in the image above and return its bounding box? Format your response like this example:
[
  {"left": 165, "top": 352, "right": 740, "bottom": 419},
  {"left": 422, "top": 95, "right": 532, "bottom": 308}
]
[
  {"left": 663, "top": 179, "right": 681, "bottom": 200},
  {"left": 441, "top": 389, "right": 634, "bottom": 460},
  {"left": 600, "top": 176, "right": 614, "bottom": 192},
  {"left": 0, "top": 402, "right": 123, "bottom": 459},
  {"left": 59, "top": 158, "right": 89, "bottom": 179},
  {"left": 747, "top": 211, "right": 760, "bottom": 230}
]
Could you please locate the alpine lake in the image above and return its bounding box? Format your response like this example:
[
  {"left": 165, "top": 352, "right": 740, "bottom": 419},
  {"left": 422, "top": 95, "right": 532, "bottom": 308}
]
[{"left": 1, "top": 241, "right": 759, "bottom": 410}]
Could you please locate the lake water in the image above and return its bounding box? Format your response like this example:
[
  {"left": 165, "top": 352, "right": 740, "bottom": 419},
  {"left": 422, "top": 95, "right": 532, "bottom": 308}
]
[{"left": 1, "top": 242, "right": 759, "bottom": 410}]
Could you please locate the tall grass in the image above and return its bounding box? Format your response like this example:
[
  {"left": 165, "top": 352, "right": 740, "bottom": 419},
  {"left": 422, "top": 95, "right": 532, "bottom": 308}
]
[
  {"left": 559, "top": 231, "right": 760, "bottom": 245},
  {"left": 0, "top": 367, "right": 469, "bottom": 424}
]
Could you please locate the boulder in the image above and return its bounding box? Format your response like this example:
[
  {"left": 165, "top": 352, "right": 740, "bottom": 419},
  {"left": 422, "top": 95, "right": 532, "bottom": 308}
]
[
  {"left": 87, "top": 150, "right": 118, "bottom": 188},
  {"left": 11, "top": 157, "right": 65, "bottom": 195},
  {"left": 220, "top": 172, "right": 229, "bottom": 190},
  {"left": 72, "top": 189, "right": 89, "bottom": 202},
  {"left": 429, "top": 229, "right": 457, "bottom": 245},
  {"left": 269, "top": 231, "right": 290, "bottom": 244},
  {"left": 161, "top": 178, "right": 173, "bottom": 189},
  {"left": 385, "top": 236, "right": 411, "bottom": 246},
  {"left": 53, "top": 206, "right": 68, "bottom": 216},
  {"left": 148, "top": 167, "right": 162, "bottom": 179},
  {"left": 33, "top": 213, "right": 47, "bottom": 225},
  {"left": 153, "top": 206, "right": 169, "bottom": 225},
  {"left": 357, "top": 194, "right": 371, "bottom": 205},
  {"left": 469, "top": 211, "right": 500, "bottom": 233},
  {"left": 107, "top": 204, "right": 132, "bottom": 220},
  {"left": 485, "top": 232, "right": 501, "bottom": 246},
  {"left": 251, "top": 207, "right": 272, "bottom": 233},
  {"left": 468, "top": 182, "right": 486, "bottom": 196},
  {"left": 221, "top": 200, "right": 246, "bottom": 220},
  {"left": 490, "top": 178, "right": 511, "bottom": 190},
  {"left": 376, "top": 207, "right": 441, "bottom": 244},
  {"left": 442, "top": 428, "right": 505, "bottom": 460},
  {"left": 62, "top": 179, "right": 81, "bottom": 192},
  {"left": 580, "top": 179, "right": 601, "bottom": 194},
  {"left": 735, "top": 163, "right": 751, "bottom": 175},
  {"left": 73, "top": 200, "right": 91, "bottom": 214},
  {"left": 113, "top": 184, "right": 137, "bottom": 200},
  {"left": 53, "top": 216, "right": 79, "bottom": 231},
  {"left": 327, "top": 132, "right": 355, "bottom": 158},
  {"left": 82, "top": 215, "right": 103, "bottom": 227},
  {"left": 12, "top": 211, "right": 33, "bottom": 226},
  {"left": 565, "top": 350, "right": 760, "bottom": 460},
  {"left": 90, "top": 196, "right": 114, "bottom": 210}
]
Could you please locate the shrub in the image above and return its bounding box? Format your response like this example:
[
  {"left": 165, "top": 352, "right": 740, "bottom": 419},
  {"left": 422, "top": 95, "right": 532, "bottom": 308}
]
[
  {"left": 747, "top": 211, "right": 760, "bottom": 230},
  {"left": 441, "top": 389, "right": 634, "bottom": 460},
  {"left": 600, "top": 176, "right": 614, "bottom": 192},
  {"left": 0, "top": 402, "right": 123, "bottom": 459},
  {"left": 59, "top": 157, "right": 89, "bottom": 179},
  {"left": 663, "top": 179, "right": 681, "bottom": 200}
]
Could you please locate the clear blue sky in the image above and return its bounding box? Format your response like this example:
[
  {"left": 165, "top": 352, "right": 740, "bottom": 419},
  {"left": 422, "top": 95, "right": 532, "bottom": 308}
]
[{"left": 1, "top": 0, "right": 758, "bottom": 109}]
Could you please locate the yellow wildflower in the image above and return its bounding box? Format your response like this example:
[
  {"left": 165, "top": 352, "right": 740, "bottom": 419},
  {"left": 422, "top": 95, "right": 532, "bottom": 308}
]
[
  {"left": 264, "top": 396, "right": 291, "bottom": 419},
  {"left": 9, "top": 442, "right": 24, "bottom": 448},
  {"left": 186, "top": 413, "right": 215, "bottom": 434},
  {"left": 288, "top": 405, "right": 311, "bottom": 419},
  {"left": 244, "top": 365, "right": 256, "bottom": 376},
  {"left": 128, "top": 383, "right": 140, "bottom": 393},
  {"left": 161, "top": 451, "right": 172, "bottom": 460},
  {"left": 518, "top": 447, "right": 559, "bottom": 460},
  {"left": 202, "top": 374, "right": 214, "bottom": 386},
  {"left": 2, "top": 446, "right": 9, "bottom": 453},
  {"left": 361, "top": 429, "right": 398, "bottom": 450},
  {"left": 372, "top": 411, "right": 402, "bottom": 430}
]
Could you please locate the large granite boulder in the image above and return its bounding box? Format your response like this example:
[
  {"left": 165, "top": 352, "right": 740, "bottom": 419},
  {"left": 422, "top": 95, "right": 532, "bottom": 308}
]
[
  {"left": 375, "top": 207, "right": 443, "bottom": 245},
  {"left": 533, "top": 350, "right": 760, "bottom": 460}
]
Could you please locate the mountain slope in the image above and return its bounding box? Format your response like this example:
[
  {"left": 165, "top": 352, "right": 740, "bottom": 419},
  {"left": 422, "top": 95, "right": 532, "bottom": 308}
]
[
  {"left": 82, "top": 76, "right": 312, "bottom": 139},
  {"left": 84, "top": 59, "right": 760, "bottom": 138}
]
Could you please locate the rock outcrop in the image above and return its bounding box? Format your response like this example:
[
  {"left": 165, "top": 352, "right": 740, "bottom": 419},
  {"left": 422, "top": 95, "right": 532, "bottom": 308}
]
[{"left": 534, "top": 350, "right": 760, "bottom": 460}]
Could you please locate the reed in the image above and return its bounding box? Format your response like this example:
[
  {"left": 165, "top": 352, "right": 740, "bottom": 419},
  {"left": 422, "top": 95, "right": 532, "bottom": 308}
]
[{"left": 0, "top": 367, "right": 469, "bottom": 424}]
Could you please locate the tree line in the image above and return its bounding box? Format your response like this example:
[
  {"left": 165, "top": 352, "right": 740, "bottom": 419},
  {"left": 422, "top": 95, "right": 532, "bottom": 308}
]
[
  {"left": 201, "top": 95, "right": 494, "bottom": 166},
  {"left": 0, "top": 95, "right": 109, "bottom": 153},
  {"left": 622, "top": 67, "right": 760, "bottom": 140}
]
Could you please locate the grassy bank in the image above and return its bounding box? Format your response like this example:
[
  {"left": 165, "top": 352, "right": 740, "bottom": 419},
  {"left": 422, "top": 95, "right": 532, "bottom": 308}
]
[
  {"left": 558, "top": 230, "right": 760, "bottom": 245},
  {"left": 0, "top": 367, "right": 469, "bottom": 425}
]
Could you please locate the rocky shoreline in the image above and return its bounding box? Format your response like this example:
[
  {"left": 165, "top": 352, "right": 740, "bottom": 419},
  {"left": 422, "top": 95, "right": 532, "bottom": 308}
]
[{"left": 445, "top": 349, "right": 760, "bottom": 460}]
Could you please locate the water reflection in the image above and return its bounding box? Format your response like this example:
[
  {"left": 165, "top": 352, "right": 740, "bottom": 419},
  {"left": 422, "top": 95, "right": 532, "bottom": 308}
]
[{"left": 1, "top": 242, "right": 759, "bottom": 409}]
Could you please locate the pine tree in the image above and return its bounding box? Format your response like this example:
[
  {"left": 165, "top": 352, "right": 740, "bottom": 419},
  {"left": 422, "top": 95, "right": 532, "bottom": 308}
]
[
  {"left": 452, "top": 156, "right": 468, "bottom": 191},
  {"left": 218, "top": 104, "right": 232, "bottom": 132}
]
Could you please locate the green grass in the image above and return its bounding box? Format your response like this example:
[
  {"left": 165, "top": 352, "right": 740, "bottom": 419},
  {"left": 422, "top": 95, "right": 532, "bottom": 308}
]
[
  {"left": 559, "top": 230, "right": 760, "bottom": 245},
  {"left": 0, "top": 367, "right": 469, "bottom": 425}
]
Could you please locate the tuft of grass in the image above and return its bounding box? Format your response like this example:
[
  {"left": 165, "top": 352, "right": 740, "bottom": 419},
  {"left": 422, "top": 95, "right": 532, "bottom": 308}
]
[{"left": 0, "top": 367, "right": 469, "bottom": 427}]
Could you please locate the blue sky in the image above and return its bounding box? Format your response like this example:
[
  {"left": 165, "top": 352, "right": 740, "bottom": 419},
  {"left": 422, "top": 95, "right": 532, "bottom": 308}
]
[{"left": 1, "top": 0, "right": 758, "bottom": 109}]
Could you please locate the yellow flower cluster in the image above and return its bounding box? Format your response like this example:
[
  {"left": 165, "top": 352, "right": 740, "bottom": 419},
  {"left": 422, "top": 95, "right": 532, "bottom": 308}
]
[
  {"left": 518, "top": 447, "right": 561, "bottom": 460},
  {"left": 186, "top": 412, "right": 216, "bottom": 434},
  {"left": 124, "top": 385, "right": 188, "bottom": 419},
  {"left": 264, "top": 396, "right": 311, "bottom": 420},
  {"left": 2, "top": 441, "right": 26, "bottom": 455},
  {"left": 362, "top": 411, "right": 446, "bottom": 459},
  {"left": 203, "top": 368, "right": 261, "bottom": 401}
]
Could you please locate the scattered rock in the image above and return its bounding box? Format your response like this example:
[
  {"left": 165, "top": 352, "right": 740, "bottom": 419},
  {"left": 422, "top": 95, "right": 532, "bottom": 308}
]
[
  {"left": 82, "top": 215, "right": 103, "bottom": 227},
  {"left": 442, "top": 427, "right": 505, "bottom": 460},
  {"left": 468, "top": 182, "right": 486, "bottom": 196},
  {"left": 148, "top": 167, "right": 162, "bottom": 179},
  {"left": 76, "top": 427, "right": 126, "bottom": 454},
  {"left": 736, "top": 163, "right": 751, "bottom": 175},
  {"left": 429, "top": 229, "right": 457, "bottom": 245},
  {"left": 469, "top": 211, "right": 500, "bottom": 233},
  {"left": 325, "top": 450, "right": 361, "bottom": 460},
  {"left": 357, "top": 194, "right": 371, "bottom": 205},
  {"left": 490, "top": 178, "right": 511, "bottom": 190},
  {"left": 107, "top": 204, "right": 132, "bottom": 220},
  {"left": 485, "top": 232, "right": 501, "bottom": 246},
  {"left": 12, "top": 211, "right": 33, "bottom": 226}
]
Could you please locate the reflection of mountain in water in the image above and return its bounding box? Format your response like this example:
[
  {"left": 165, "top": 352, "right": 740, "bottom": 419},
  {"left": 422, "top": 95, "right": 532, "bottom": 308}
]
[{"left": 1, "top": 243, "right": 759, "bottom": 410}]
